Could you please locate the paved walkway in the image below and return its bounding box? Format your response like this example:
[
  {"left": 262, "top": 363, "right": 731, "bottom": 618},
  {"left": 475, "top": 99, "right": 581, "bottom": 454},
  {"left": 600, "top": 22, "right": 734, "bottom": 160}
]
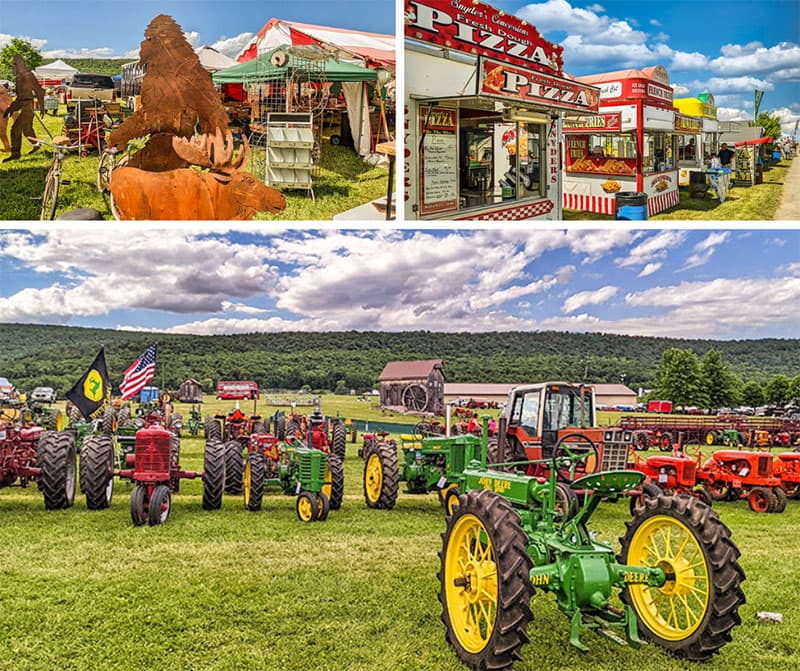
[{"left": 775, "top": 155, "right": 800, "bottom": 220}]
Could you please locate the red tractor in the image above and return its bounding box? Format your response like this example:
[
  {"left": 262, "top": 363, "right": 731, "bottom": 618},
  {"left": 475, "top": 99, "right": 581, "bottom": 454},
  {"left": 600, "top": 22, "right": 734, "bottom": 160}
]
[
  {"left": 773, "top": 451, "right": 800, "bottom": 500},
  {"left": 0, "top": 422, "right": 76, "bottom": 509},
  {"left": 696, "top": 450, "right": 787, "bottom": 513},
  {"left": 205, "top": 407, "right": 265, "bottom": 495},
  {"left": 79, "top": 421, "right": 225, "bottom": 526},
  {"left": 628, "top": 451, "right": 712, "bottom": 513}
]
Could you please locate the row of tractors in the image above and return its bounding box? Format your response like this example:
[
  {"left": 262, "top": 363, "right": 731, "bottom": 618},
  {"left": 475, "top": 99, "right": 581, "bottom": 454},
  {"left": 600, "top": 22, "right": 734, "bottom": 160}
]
[{"left": 0, "top": 400, "right": 345, "bottom": 526}]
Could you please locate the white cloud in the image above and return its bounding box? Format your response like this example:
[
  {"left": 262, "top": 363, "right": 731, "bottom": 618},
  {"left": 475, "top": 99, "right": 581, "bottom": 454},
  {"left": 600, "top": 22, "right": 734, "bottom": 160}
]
[
  {"left": 562, "top": 285, "right": 618, "bottom": 314},
  {"left": 211, "top": 32, "right": 255, "bottom": 58},
  {"left": 672, "top": 83, "right": 690, "bottom": 96},
  {"left": 616, "top": 230, "right": 688, "bottom": 270},
  {"left": 183, "top": 31, "right": 201, "bottom": 48},
  {"left": 669, "top": 51, "right": 709, "bottom": 71},
  {"left": 42, "top": 47, "right": 115, "bottom": 59},
  {"left": 649, "top": 18, "right": 662, "bottom": 27},
  {"left": 638, "top": 262, "right": 662, "bottom": 278},
  {"left": 0, "top": 33, "right": 48, "bottom": 51},
  {"left": 682, "top": 231, "right": 730, "bottom": 270},
  {"left": 712, "top": 42, "right": 800, "bottom": 78},
  {"left": 221, "top": 301, "right": 271, "bottom": 315}
]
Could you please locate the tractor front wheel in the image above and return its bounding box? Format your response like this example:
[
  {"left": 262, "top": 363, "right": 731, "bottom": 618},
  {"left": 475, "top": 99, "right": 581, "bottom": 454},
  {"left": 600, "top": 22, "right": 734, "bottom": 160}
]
[
  {"left": 130, "top": 484, "right": 148, "bottom": 526},
  {"left": 296, "top": 491, "right": 318, "bottom": 522},
  {"left": 148, "top": 485, "right": 171, "bottom": 526},
  {"left": 79, "top": 434, "right": 114, "bottom": 510},
  {"left": 363, "top": 443, "right": 398, "bottom": 509},
  {"left": 442, "top": 486, "right": 461, "bottom": 517},
  {"left": 37, "top": 431, "right": 77, "bottom": 510},
  {"left": 620, "top": 494, "right": 745, "bottom": 661},
  {"left": 658, "top": 432, "right": 673, "bottom": 452},
  {"left": 690, "top": 486, "right": 713, "bottom": 507},
  {"left": 244, "top": 451, "right": 265, "bottom": 512},
  {"left": 748, "top": 486, "right": 776, "bottom": 513},
  {"left": 202, "top": 439, "right": 225, "bottom": 510},
  {"left": 223, "top": 440, "right": 244, "bottom": 494},
  {"left": 316, "top": 491, "right": 330, "bottom": 521},
  {"left": 322, "top": 455, "right": 344, "bottom": 511},
  {"left": 629, "top": 482, "right": 662, "bottom": 517},
  {"left": 439, "top": 489, "right": 534, "bottom": 670},
  {"left": 704, "top": 481, "right": 730, "bottom": 501},
  {"left": 772, "top": 487, "right": 788, "bottom": 513}
]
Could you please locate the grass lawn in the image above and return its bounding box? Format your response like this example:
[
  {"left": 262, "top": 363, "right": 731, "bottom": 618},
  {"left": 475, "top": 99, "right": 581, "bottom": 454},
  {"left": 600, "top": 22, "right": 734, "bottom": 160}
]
[
  {"left": 563, "top": 160, "right": 792, "bottom": 221},
  {"left": 0, "top": 106, "right": 389, "bottom": 221},
  {"left": 0, "top": 395, "right": 797, "bottom": 671}
]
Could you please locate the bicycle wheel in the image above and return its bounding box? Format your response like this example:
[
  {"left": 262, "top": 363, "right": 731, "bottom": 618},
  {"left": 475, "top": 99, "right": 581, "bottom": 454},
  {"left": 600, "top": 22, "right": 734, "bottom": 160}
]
[
  {"left": 97, "top": 151, "right": 113, "bottom": 192},
  {"left": 40, "top": 168, "right": 60, "bottom": 221}
]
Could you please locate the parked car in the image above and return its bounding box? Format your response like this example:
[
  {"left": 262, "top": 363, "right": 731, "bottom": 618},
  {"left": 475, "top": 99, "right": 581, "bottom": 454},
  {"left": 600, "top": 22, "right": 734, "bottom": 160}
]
[
  {"left": 68, "top": 73, "right": 116, "bottom": 101},
  {"left": 30, "top": 386, "right": 56, "bottom": 403}
]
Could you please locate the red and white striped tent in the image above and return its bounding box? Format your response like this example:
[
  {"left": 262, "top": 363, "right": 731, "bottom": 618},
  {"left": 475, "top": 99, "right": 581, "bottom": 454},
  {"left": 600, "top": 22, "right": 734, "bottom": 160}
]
[{"left": 236, "top": 18, "right": 395, "bottom": 156}]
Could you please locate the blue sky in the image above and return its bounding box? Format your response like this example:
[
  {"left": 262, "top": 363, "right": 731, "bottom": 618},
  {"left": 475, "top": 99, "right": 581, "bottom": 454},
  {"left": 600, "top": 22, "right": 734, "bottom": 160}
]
[
  {"left": 0, "top": 0, "right": 394, "bottom": 61},
  {"left": 0, "top": 229, "right": 797, "bottom": 339}
]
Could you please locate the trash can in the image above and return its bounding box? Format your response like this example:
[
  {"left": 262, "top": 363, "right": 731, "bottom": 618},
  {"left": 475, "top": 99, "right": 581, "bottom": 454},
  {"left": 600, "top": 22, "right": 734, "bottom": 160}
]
[{"left": 615, "top": 192, "right": 648, "bottom": 220}]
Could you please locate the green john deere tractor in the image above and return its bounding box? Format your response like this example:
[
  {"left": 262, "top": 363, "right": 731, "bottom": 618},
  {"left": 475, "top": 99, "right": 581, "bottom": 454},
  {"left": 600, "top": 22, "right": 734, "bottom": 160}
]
[{"left": 433, "top": 419, "right": 745, "bottom": 670}]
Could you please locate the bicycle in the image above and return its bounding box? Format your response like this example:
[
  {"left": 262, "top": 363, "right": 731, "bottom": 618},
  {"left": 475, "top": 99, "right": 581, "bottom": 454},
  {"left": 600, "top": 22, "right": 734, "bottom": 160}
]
[
  {"left": 28, "top": 137, "right": 80, "bottom": 220},
  {"left": 97, "top": 134, "right": 147, "bottom": 194}
]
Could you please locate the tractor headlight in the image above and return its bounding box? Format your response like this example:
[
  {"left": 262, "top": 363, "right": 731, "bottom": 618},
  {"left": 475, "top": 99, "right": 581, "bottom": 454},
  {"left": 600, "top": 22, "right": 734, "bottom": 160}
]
[{"left": 604, "top": 430, "right": 613, "bottom": 442}]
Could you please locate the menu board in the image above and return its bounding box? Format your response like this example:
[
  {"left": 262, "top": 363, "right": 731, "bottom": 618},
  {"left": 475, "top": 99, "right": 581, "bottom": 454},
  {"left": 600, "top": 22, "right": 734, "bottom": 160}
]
[{"left": 419, "top": 107, "right": 458, "bottom": 215}]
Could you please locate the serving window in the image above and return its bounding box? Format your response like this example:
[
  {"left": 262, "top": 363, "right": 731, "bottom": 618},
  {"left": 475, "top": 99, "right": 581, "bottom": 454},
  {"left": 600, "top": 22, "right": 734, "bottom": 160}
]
[
  {"left": 643, "top": 131, "right": 676, "bottom": 174},
  {"left": 677, "top": 134, "right": 699, "bottom": 163},
  {"left": 565, "top": 133, "right": 637, "bottom": 175}
]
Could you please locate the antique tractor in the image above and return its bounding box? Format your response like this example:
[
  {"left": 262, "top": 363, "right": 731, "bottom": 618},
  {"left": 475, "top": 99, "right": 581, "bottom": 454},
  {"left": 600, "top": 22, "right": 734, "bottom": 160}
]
[
  {"left": 79, "top": 422, "right": 225, "bottom": 525},
  {"left": 358, "top": 430, "right": 393, "bottom": 460},
  {"left": 186, "top": 405, "right": 203, "bottom": 437},
  {"left": 696, "top": 450, "right": 787, "bottom": 512},
  {"left": 242, "top": 432, "right": 343, "bottom": 522},
  {"left": 205, "top": 406, "right": 264, "bottom": 495},
  {"left": 438, "top": 425, "right": 745, "bottom": 670},
  {"left": 628, "top": 451, "right": 712, "bottom": 512},
  {"left": 0, "top": 423, "right": 77, "bottom": 509},
  {"left": 773, "top": 452, "right": 800, "bottom": 499}
]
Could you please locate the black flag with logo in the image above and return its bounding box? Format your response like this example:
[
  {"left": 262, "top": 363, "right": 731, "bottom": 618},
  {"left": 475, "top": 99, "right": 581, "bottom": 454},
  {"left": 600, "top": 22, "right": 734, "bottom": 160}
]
[{"left": 65, "top": 347, "right": 112, "bottom": 420}]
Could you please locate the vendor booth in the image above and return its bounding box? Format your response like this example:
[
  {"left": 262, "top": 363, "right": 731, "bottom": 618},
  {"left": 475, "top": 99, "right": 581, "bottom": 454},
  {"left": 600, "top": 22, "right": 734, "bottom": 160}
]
[
  {"left": 404, "top": 0, "right": 599, "bottom": 220},
  {"left": 674, "top": 93, "right": 720, "bottom": 185},
  {"left": 733, "top": 136, "right": 772, "bottom": 186},
  {"left": 564, "top": 65, "right": 680, "bottom": 217}
]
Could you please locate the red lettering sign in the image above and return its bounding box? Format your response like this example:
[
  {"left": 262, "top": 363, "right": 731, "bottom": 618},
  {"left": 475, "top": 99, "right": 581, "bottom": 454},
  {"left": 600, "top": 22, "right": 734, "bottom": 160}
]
[
  {"left": 480, "top": 58, "right": 599, "bottom": 112},
  {"left": 674, "top": 113, "right": 703, "bottom": 133},
  {"left": 563, "top": 113, "right": 622, "bottom": 132},
  {"left": 589, "top": 77, "right": 673, "bottom": 107},
  {"left": 405, "top": 0, "right": 564, "bottom": 74}
]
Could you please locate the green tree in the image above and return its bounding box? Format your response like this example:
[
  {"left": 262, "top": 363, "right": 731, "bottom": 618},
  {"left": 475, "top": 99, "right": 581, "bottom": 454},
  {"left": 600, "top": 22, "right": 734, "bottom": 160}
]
[
  {"left": 654, "top": 348, "right": 704, "bottom": 408},
  {"left": 700, "top": 349, "right": 738, "bottom": 410},
  {"left": 764, "top": 374, "right": 791, "bottom": 406},
  {"left": 754, "top": 112, "right": 782, "bottom": 143},
  {"left": 789, "top": 375, "right": 800, "bottom": 403},
  {"left": 0, "top": 39, "right": 43, "bottom": 79},
  {"left": 740, "top": 381, "right": 764, "bottom": 407},
  {"left": 334, "top": 379, "right": 347, "bottom": 395}
]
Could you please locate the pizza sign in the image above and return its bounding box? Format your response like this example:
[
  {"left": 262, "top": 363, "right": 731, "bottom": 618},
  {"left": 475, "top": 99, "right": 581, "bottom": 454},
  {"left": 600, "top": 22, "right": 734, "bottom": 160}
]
[{"left": 405, "top": 0, "right": 564, "bottom": 74}]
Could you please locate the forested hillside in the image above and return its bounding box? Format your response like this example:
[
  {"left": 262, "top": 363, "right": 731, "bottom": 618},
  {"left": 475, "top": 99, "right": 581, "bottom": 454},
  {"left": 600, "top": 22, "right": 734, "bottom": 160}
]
[
  {"left": 40, "top": 58, "right": 129, "bottom": 76},
  {"left": 0, "top": 323, "right": 796, "bottom": 395}
]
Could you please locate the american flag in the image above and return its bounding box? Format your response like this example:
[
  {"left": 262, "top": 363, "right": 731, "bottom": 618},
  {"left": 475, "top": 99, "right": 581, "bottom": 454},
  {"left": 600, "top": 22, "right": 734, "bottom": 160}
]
[{"left": 119, "top": 344, "right": 158, "bottom": 400}]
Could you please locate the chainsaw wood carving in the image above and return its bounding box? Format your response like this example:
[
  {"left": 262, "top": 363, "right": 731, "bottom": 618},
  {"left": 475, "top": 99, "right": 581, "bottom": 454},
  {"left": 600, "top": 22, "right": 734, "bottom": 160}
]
[
  {"left": 2, "top": 55, "right": 45, "bottom": 161},
  {"left": 109, "top": 129, "right": 286, "bottom": 219},
  {"left": 0, "top": 87, "right": 16, "bottom": 152},
  {"left": 107, "top": 14, "right": 287, "bottom": 219},
  {"left": 108, "top": 14, "right": 231, "bottom": 171}
]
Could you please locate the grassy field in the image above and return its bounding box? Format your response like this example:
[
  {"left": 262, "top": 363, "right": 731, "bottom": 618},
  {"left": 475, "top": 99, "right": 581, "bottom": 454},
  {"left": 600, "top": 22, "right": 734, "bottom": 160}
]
[
  {"left": 0, "top": 106, "right": 389, "bottom": 221},
  {"left": 0, "top": 398, "right": 797, "bottom": 670},
  {"left": 564, "top": 160, "right": 792, "bottom": 221}
]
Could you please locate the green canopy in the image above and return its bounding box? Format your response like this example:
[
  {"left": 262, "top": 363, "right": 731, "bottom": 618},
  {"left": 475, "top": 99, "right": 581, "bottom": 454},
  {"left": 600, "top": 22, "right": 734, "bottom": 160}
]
[{"left": 212, "top": 46, "right": 377, "bottom": 84}]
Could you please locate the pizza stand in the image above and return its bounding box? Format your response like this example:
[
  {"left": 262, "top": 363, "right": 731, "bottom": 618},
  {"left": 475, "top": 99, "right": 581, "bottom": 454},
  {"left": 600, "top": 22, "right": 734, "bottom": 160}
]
[
  {"left": 564, "top": 65, "right": 680, "bottom": 217},
  {"left": 404, "top": 0, "right": 599, "bottom": 220}
]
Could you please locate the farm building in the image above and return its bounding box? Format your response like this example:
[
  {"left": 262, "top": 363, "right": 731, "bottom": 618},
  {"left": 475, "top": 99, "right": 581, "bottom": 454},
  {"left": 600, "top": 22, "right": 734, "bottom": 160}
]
[
  {"left": 176, "top": 378, "right": 203, "bottom": 403},
  {"left": 379, "top": 359, "right": 445, "bottom": 415},
  {"left": 444, "top": 382, "right": 637, "bottom": 409}
]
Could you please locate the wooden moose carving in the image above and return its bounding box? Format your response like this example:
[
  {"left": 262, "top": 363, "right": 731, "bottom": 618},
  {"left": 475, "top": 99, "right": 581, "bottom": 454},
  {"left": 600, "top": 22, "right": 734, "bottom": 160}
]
[
  {"left": 110, "top": 129, "right": 285, "bottom": 219},
  {"left": 108, "top": 14, "right": 286, "bottom": 219}
]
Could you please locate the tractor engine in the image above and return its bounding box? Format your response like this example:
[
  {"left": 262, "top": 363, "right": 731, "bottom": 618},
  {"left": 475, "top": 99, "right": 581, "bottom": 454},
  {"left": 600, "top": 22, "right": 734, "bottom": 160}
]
[
  {"left": 0, "top": 425, "right": 42, "bottom": 487},
  {"left": 133, "top": 426, "right": 173, "bottom": 484}
]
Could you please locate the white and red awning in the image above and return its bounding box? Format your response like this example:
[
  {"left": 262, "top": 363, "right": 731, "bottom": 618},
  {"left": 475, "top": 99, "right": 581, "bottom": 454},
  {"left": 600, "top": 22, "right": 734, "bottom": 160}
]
[{"left": 237, "top": 18, "right": 395, "bottom": 70}]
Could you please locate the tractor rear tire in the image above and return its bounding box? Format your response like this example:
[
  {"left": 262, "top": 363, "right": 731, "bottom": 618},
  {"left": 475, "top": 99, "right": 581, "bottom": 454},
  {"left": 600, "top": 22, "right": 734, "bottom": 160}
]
[
  {"left": 252, "top": 421, "right": 265, "bottom": 434},
  {"left": 629, "top": 482, "right": 663, "bottom": 516},
  {"left": 323, "top": 455, "right": 344, "bottom": 511},
  {"left": 748, "top": 486, "right": 776, "bottom": 513},
  {"left": 691, "top": 486, "right": 713, "bottom": 507},
  {"left": 658, "top": 432, "right": 673, "bottom": 452},
  {"left": 439, "top": 489, "right": 534, "bottom": 671},
  {"left": 316, "top": 491, "right": 330, "bottom": 521},
  {"left": 287, "top": 419, "right": 300, "bottom": 438},
  {"left": 202, "top": 439, "right": 225, "bottom": 510},
  {"left": 772, "top": 487, "right": 788, "bottom": 513},
  {"left": 68, "top": 405, "right": 83, "bottom": 424},
  {"left": 223, "top": 440, "right": 244, "bottom": 494},
  {"left": 47, "top": 409, "right": 64, "bottom": 431},
  {"left": 37, "top": 431, "right": 77, "bottom": 510},
  {"left": 102, "top": 406, "right": 116, "bottom": 435},
  {"left": 331, "top": 421, "right": 347, "bottom": 461},
  {"left": 117, "top": 405, "right": 131, "bottom": 428},
  {"left": 168, "top": 413, "right": 183, "bottom": 436},
  {"left": 275, "top": 415, "right": 286, "bottom": 440},
  {"left": 130, "top": 484, "right": 148, "bottom": 526},
  {"left": 80, "top": 434, "right": 114, "bottom": 510},
  {"left": 148, "top": 485, "right": 171, "bottom": 526},
  {"left": 244, "top": 451, "right": 265, "bottom": 512},
  {"left": 633, "top": 431, "right": 649, "bottom": 451},
  {"left": 363, "top": 443, "right": 399, "bottom": 510},
  {"left": 205, "top": 415, "right": 221, "bottom": 441},
  {"left": 619, "top": 494, "right": 745, "bottom": 661}
]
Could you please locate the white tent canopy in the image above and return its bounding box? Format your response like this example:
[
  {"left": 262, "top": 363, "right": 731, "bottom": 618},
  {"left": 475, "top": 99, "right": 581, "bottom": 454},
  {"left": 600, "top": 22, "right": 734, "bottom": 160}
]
[
  {"left": 195, "top": 45, "right": 237, "bottom": 72},
  {"left": 33, "top": 59, "right": 78, "bottom": 81}
]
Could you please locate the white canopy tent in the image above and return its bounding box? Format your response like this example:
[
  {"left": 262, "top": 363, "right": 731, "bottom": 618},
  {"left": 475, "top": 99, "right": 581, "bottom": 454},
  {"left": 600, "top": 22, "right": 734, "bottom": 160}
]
[
  {"left": 33, "top": 59, "right": 78, "bottom": 82},
  {"left": 195, "top": 45, "right": 237, "bottom": 72}
]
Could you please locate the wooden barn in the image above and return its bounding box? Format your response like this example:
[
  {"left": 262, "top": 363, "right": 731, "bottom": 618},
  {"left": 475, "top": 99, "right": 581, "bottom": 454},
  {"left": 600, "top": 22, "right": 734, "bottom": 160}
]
[
  {"left": 176, "top": 378, "right": 203, "bottom": 403},
  {"left": 379, "top": 359, "right": 445, "bottom": 415}
]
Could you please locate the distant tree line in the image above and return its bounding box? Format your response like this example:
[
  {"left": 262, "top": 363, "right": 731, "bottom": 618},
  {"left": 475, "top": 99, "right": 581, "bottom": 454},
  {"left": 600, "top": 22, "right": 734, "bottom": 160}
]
[{"left": 0, "top": 323, "right": 797, "bottom": 401}]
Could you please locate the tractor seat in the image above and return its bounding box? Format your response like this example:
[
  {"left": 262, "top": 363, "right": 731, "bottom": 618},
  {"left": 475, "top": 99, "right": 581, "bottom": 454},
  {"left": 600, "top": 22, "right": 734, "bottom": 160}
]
[{"left": 571, "top": 470, "right": 645, "bottom": 495}]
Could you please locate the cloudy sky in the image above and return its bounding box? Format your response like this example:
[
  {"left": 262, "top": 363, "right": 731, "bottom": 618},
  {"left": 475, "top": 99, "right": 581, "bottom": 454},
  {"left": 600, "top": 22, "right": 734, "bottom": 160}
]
[{"left": 0, "top": 228, "right": 797, "bottom": 340}]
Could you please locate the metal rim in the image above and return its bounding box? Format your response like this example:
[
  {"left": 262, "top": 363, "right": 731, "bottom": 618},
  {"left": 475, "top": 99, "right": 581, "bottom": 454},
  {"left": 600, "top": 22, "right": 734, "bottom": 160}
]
[{"left": 364, "top": 452, "right": 383, "bottom": 503}]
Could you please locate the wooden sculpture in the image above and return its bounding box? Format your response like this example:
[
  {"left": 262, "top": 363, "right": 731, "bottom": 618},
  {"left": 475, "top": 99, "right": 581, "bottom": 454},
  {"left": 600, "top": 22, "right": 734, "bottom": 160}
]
[
  {"left": 2, "top": 55, "right": 45, "bottom": 161},
  {"left": 107, "top": 14, "right": 286, "bottom": 219},
  {"left": 0, "top": 87, "right": 16, "bottom": 153}
]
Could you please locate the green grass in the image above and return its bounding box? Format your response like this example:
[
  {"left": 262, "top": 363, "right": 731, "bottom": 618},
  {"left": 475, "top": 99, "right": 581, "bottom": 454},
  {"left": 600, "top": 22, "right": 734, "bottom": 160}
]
[
  {"left": 0, "top": 399, "right": 797, "bottom": 671},
  {"left": 563, "top": 159, "right": 793, "bottom": 221},
  {"left": 0, "top": 106, "right": 389, "bottom": 220}
]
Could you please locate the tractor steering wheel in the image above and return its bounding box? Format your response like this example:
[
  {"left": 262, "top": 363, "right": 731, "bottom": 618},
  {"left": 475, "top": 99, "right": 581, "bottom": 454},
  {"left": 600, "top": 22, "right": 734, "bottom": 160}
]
[{"left": 552, "top": 432, "right": 599, "bottom": 483}]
